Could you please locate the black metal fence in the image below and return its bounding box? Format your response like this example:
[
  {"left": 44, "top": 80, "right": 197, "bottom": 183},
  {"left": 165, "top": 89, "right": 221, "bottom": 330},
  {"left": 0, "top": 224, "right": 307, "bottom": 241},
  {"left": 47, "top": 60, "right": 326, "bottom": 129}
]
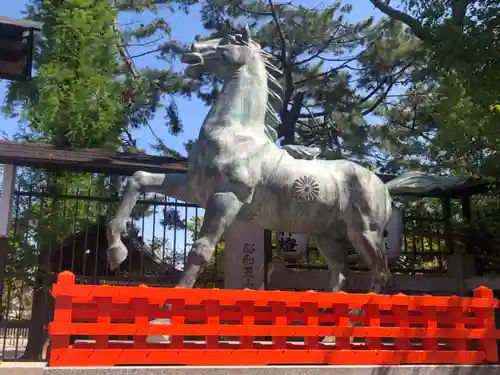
[
  {"left": 272, "top": 197, "right": 455, "bottom": 275},
  {"left": 0, "top": 167, "right": 219, "bottom": 361},
  {"left": 0, "top": 166, "right": 478, "bottom": 362},
  {"left": 0, "top": 321, "right": 29, "bottom": 361}
]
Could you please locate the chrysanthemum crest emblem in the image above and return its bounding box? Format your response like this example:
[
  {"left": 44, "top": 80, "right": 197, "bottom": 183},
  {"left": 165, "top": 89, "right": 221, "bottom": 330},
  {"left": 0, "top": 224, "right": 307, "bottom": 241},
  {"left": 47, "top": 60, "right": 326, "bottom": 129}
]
[{"left": 293, "top": 175, "right": 320, "bottom": 201}]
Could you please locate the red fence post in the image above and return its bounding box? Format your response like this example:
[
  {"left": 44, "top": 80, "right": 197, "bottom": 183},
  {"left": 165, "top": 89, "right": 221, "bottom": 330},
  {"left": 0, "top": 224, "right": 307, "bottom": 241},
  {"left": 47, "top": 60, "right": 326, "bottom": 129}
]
[
  {"left": 204, "top": 299, "right": 220, "bottom": 349},
  {"left": 302, "top": 301, "right": 319, "bottom": 349},
  {"left": 450, "top": 306, "right": 467, "bottom": 352},
  {"left": 94, "top": 296, "right": 112, "bottom": 349},
  {"left": 270, "top": 301, "right": 287, "bottom": 349},
  {"left": 239, "top": 301, "right": 255, "bottom": 349},
  {"left": 170, "top": 299, "right": 185, "bottom": 349},
  {"left": 132, "top": 285, "right": 150, "bottom": 349},
  {"left": 422, "top": 302, "right": 438, "bottom": 352},
  {"left": 474, "top": 286, "right": 498, "bottom": 363},
  {"left": 393, "top": 301, "right": 411, "bottom": 350},
  {"left": 49, "top": 271, "right": 75, "bottom": 365},
  {"left": 365, "top": 298, "right": 381, "bottom": 350},
  {"left": 334, "top": 301, "right": 350, "bottom": 350}
]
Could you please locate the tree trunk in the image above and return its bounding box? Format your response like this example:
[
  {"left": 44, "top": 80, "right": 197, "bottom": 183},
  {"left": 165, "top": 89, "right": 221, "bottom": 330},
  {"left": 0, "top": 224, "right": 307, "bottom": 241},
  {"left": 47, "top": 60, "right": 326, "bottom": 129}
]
[
  {"left": 20, "top": 274, "right": 53, "bottom": 361},
  {"left": 279, "top": 92, "right": 304, "bottom": 145}
]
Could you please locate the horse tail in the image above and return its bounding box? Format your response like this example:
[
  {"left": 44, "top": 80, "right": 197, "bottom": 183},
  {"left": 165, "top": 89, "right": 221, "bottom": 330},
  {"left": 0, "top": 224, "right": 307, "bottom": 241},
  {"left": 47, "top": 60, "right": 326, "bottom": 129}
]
[
  {"left": 384, "top": 174, "right": 426, "bottom": 262},
  {"left": 384, "top": 203, "right": 404, "bottom": 262}
]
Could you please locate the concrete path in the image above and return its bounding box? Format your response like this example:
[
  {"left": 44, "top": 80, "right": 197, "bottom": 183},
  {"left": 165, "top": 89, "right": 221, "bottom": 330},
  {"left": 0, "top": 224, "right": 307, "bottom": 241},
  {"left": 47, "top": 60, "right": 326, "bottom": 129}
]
[{"left": 1, "top": 364, "right": 500, "bottom": 375}]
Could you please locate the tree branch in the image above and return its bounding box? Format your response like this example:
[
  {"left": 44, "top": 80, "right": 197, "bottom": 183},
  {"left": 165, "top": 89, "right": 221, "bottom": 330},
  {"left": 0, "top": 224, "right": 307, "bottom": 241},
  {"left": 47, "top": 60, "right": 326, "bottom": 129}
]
[
  {"left": 113, "top": 17, "right": 171, "bottom": 150},
  {"left": 119, "top": 36, "right": 165, "bottom": 47},
  {"left": 298, "top": 110, "right": 328, "bottom": 119},
  {"left": 368, "top": 0, "right": 433, "bottom": 42},
  {"left": 294, "top": 45, "right": 371, "bottom": 86},
  {"left": 122, "top": 128, "right": 138, "bottom": 150},
  {"left": 361, "top": 60, "right": 414, "bottom": 115},
  {"left": 268, "top": 0, "right": 288, "bottom": 68},
  {"left": 131, "top": 48, "right": 162, "bottom": 59},
  {"left": 296, "top": 120, "right": 314, "bottom": 129},
  {"left": 359, "top": 77, "right": 390, "bottom": 106},
  {"left": 451, "top": 0, "right": 472, "bottom": 27},
  {"left": 297, "top": 59, "right": 414, "bottom": 119},
  {"left": 361, "top": 78, "right": 395, "bottom": 116},
  {"left": 294, "top": 24, "right": 342, "bottom": 66},
  {"left": 234, "top": 4, "right": 273, "bottom": 16},
  {"left": 113, "top": 19, "right": 140, "bottom": 79},
  {"left": 268, "top": 0, "right": 295, "bottom": 111},
  {"left": 233, "top": 1, "right": 293, "bottom": 16},
  {"left": 397, "top": 122, "right": 433, "bottom": 142},
  {"left": 280, "top": 92, "right": 305, "bottom": 144}
]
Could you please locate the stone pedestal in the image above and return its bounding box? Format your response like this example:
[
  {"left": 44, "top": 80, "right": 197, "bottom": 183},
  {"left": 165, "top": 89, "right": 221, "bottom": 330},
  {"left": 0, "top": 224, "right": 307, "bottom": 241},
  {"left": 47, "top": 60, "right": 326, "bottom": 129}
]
[
  {"left": 446, "top": 253, "right": 477, "bottom": 295},
  {"left": 224, "top": 220, "right": 265, "bottom": 290}
]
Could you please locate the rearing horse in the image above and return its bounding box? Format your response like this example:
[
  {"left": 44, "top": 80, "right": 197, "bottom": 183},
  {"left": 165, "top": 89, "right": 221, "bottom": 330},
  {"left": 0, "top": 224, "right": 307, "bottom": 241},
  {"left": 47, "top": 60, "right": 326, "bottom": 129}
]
[{"left": 107, "top": 26, "right": 405, "bottom": 294}]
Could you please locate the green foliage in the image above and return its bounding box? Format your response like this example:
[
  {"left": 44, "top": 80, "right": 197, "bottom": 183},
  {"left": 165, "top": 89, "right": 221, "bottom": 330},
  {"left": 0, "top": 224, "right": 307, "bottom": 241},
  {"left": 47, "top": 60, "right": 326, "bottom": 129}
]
[
  {"left": 1, "top": 0, "right": 129, "bottom": 288},
  {"left": 0, "top": 1, "right": 128, "bottom": 332},
  {"left": 7, "top": 172, "right": 109, "bottom": 272},
  {"left": 454, "top": 195, "right": 500, "bottom": 275},
  {"left": 24, "top": 0, "right": 123, "bottom": 148},
  {"left": 368, "top": 0, "right": 500, "bottom": 176}
]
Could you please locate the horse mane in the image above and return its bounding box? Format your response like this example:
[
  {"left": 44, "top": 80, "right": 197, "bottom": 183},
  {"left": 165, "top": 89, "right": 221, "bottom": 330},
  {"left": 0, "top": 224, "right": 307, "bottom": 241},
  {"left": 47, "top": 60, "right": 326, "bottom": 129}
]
[
  {"left": 259, "top": 48, "right": 285, "bottom": 143},
  {"left": 223, "top": 31, "right": 285, "bottom": 142},
  {"left": 244, "top": 39, "right": 284, "bottom": 142}
]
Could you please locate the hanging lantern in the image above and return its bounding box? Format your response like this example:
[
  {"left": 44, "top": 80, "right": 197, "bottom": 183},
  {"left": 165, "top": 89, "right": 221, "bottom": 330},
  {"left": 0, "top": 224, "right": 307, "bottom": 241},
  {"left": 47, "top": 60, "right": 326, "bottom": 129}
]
[
  {"left": 0, "top": 16, "right": 41, "bottom": 82},
  {"left": 278, "top": 232, "right": 308, "bottom": 260}
]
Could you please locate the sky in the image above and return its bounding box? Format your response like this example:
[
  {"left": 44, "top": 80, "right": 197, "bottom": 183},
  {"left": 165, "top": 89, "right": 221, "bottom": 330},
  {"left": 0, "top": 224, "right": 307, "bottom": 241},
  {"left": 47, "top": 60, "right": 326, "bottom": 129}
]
[{"left": 0, "top": 0, "right": 387, "bottom": 268}]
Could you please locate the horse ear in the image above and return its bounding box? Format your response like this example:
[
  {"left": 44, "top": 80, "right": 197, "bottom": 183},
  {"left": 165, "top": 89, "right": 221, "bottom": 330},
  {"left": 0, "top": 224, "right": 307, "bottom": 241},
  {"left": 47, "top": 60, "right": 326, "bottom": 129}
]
[{"left": 242, "top": 24, "right": 252, "bottom": 43}]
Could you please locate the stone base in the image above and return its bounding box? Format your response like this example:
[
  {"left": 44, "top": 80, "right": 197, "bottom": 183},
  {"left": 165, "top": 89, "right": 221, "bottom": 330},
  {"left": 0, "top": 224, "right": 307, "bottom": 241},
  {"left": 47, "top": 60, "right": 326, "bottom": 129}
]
[
  {"left": 1, "top": 364, "right": 500, "bottom": 375},
  {"left": 0, "top": 362, "right": 46, "bottom": 375}
]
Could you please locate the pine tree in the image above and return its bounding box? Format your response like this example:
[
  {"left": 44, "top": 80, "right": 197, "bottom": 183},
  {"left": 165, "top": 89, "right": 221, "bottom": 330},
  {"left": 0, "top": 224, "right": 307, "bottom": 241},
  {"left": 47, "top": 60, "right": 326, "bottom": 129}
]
[
  {"left": 112, "top": 0, "right": 201, "bottom": 156},
  {"left": 192, "top": 1, "right": 420, "bottom": 165}
]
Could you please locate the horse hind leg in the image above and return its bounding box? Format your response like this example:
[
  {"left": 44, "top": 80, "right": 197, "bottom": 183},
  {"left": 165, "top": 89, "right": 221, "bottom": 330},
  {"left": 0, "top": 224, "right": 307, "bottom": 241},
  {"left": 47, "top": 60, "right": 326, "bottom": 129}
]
[
  {"left": 316, "top": 234, "right": 350, "bottom": 344},
  {"left": 316, "top": 235, "right": 350, "bottom": 293},
  {"left": 346, "top": 225, "right": 393, "bottom": 293},
  {"left": 107, "top": 171, "right": 189, "bottom": 270}
]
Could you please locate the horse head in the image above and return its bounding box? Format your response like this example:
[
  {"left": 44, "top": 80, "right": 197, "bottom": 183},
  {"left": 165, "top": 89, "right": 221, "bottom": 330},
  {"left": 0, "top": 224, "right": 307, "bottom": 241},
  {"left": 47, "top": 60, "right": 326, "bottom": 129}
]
[
  {"left": 181, "top": 26, "right": 285, "bottom": 144},
  {"left": 181, "top": 25, "right": 260, "bottom": 79}
]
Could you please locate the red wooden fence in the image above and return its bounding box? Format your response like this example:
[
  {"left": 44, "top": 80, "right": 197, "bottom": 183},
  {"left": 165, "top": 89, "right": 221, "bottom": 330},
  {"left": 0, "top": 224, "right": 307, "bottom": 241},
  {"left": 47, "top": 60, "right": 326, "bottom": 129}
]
[{"left": 48, "top": 271, "right": 500, "bottom": 367}]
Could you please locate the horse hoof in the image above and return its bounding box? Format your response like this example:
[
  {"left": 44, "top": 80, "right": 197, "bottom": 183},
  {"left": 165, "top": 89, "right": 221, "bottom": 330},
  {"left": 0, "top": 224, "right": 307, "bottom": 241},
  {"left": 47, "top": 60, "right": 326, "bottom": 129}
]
[
  {"left": 321, "top": 336, "right": 336, "bottom": 344},
  {"left": 146, "top": 335, "right": 171, "bottom": 344},
  {"left": 106, "top": 241, "right": 128, "bottom": 270},
  {"left": 146, "top": 319, "right": 172, "bottom": 343}
]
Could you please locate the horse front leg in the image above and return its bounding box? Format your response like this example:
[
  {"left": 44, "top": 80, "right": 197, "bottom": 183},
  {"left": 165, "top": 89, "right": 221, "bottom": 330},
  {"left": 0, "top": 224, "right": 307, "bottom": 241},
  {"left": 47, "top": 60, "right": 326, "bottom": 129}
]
[
  {"left": 107, "top": 171, "right": 189, "bottom": 270},
  {"left": 178, "top": 190, "right": 244, "bottom": 288},
  {"left": 146, "top": 187, "right": 246, "bottom": 343}
]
